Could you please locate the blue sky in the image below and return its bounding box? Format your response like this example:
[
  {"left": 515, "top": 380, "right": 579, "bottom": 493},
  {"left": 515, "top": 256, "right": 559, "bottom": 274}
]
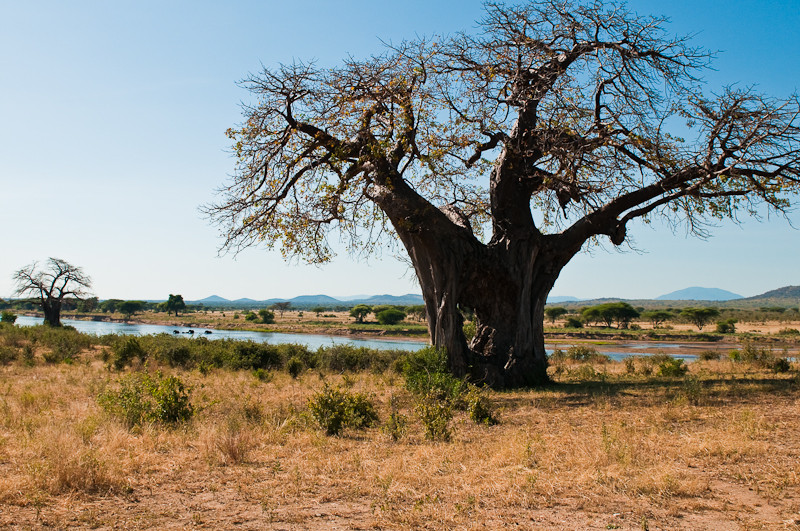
[{"left": 1, "top": 0, "right": 798, "bottom": 301}]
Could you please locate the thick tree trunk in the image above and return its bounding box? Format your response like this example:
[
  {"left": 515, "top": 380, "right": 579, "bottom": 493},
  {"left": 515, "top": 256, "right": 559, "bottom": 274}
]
[
  {"left": 42, "top": 299, "right": 62, "bottom": 327},
  {"left": 398, "top": 224, "right": 572, "bottom": 388}
]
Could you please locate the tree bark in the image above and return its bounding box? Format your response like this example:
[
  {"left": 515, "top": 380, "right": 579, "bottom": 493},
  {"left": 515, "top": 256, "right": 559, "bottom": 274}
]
[
  {"left": 396, "top": 220, "right": 579, "bottom": 388},
  {"left": 42, "top": 299, "right": 62, "bottom": 327}
]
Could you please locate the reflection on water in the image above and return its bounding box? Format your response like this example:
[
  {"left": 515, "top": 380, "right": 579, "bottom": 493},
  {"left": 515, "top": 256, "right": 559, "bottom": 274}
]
[
  {"left": 15, "top": 315, "right": 428, "bottom": 352},
  {"left": 14, "top": 315, "right": 709, "bottom": 360}
]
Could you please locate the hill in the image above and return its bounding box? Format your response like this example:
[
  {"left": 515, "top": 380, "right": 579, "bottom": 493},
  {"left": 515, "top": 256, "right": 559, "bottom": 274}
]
[
  {"left": 745, "top": 285, "right": 800, "bottom": 300},
  {"left": 656, "top": 287, "right": 742, "bottom": 301}
]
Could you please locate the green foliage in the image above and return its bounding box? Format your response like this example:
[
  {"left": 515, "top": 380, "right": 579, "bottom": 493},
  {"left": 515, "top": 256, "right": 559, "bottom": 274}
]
[
  {"left": 581, "top": 302, "right": 640, "bottom": 328},
  {"left": 415, "top": 391, "right": 453, "bottom": 441},
  {"left": 1, "top": 311, "right": 17, "bottom": 324},
  {"left": 465, "top": 386, "right": 499, "bottom": 425},
  {"left": 111, "top": 336, "right": 147, "bottom": 370},
  {"left": 349, "top": 304, "right": 371, "bottom": 323},
  {"left": 400, "top": 347, "right": 467, "bottom": 403},
  {"left": 656, "top": 356, "right": 688, "bottom": 377},
  {"left": 307, "top": 384, "right": 378, "bottom": 436},
  {"left": 244, "top": 311, "right": 257, "bottom": 321},
  {"left": 641, "top": 310, "right": 672, "bottom": 327},
  {"left": 118, "top": 300, "right": 145, "bottom": 319},
  {"left": 698, "top": 350, "right": 721, "bottom": 361},
  {"left": 550, "top": 345, "right": 609, "bottom": 363},
  {"left": 778, "top": 328, "right": 800, "bottom": 335},
  {"left": 563, "top": 317, "right": 583, "bottom": 328},
  {"left": 287, "top": 356, "right": 304, "bottom": 378},
  {"left": 715, "top": 319, "right": 737, "bottom": 334},
  {"left": 544, "top": 306, "right": 568, "bottom": 324},
  {"left": 376, "top": 308, "right": 406, "bottom": 325},
  {"left": 680, "top": 307, "right": 721, "bottom": 330},
  {"left": 462, "top": 321, "right": 477, "bottom": 342},
  {"left": 258, "top": 309, "right": 275, "bottom": 324},
  {"left": 98, "top": 371, "right": 194, "bottom": 428},
  {"left": 165, "top": 294, "right": 186, "bottom": 316}
]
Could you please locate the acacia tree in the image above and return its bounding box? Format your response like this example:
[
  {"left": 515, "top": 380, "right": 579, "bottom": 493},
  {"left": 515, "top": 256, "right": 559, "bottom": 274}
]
[
  {"left": 166, "top": 294, "right": 186, "bottom": 317},
  {"left": 13, "top": 258, "right": 93, "bottom": 327},
  {"left": 207, "top": 1, "right": 800, "bottom": 387}
]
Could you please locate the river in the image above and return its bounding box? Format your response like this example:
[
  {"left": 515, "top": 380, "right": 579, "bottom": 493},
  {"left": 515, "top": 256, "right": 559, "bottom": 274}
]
[{"left": 14, "top": 315, "right": 705, "bottom": 361}]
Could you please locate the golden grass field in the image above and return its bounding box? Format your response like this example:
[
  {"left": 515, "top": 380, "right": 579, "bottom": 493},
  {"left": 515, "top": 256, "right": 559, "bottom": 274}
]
[{"left": 1, "top": 332, "right": 800, "bottom": 530}]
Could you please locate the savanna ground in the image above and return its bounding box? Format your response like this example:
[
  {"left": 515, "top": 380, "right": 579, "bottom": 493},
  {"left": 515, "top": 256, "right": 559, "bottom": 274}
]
[{"left": 1, "top": 324, "right": 800, "bottom": 530}]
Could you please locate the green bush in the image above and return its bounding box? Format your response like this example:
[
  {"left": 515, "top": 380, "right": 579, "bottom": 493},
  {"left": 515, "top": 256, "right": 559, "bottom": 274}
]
[
  {"left": 307, "top": 384, "right": 379, "bottom": 436},
  {"left": 287, "top": 356, "right": 303, "bottom": 378},
  {"left": 777, "top": 328, "right": 800, "bottom": 335},
  {"left": 1, "top": 311, "right": 17, "bottom": 324},
  {"left": 400, "top": 347, "right": 467, "bottom": 404},
  {"left": 465, "top": 386, "right": 499, "bottom": 425},
  {"left": 656, "top": 356, "right": 688, "bottom": 377},
  {"left": 563, "top": 317, "right": 583, "bottom": 328},
  {"left": 376, "top": 308, "right": 406, "bottom": 325},
  {"left": 715, "top": 319, "right": 737, "bottom": 334},
  {"left": 382, "top": 396, "right": 408, "bottom": 441},
  {"left": 258, "top": 309, "right": 275, "bottom": 324},
  {"left": 111, "top": 336, "right": 147, "bottom": 370},
  {"left": 98, "top": 371, "right": 194, "bottom": 428},
  {"left": 550, "top": 345, "right": 609, "bottom": 363},
  {"left": 415, "top": 391, "right": 453, "bottom": 441},
  {"left": 698, "top": 350, "right": 721, "bottom": 361}
]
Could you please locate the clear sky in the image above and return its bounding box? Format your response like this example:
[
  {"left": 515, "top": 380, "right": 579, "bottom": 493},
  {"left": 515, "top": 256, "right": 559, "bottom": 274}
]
[{"left": 1, "top": 0, "right": 798, "bottom": 301}]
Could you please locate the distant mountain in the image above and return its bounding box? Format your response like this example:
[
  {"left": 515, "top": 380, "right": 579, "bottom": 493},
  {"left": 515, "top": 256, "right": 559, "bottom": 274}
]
[
  {"left": 744, "top": 285, "right": 800, "bottom": 300},
  {"left": 355, "top": 294, "right": 424, "bottom": 305},
  {"left": 656, "top": 287, "right": 743, "bottom": 301},
  {"left": 196, "top": 295, "right": 230, "bottom": 304},
  {"left": 547, "top": 295, "right": 580, "bottom": 303},
  {"left": 289, "top": 295, "right": 342, "bottom": 305}
]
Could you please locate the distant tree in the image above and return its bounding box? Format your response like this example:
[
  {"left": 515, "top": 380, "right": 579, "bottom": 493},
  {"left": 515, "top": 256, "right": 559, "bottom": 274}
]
[
  {"left": 681, "top": 308, "right": 721, "bottom": 330},
  {"left": 641, "top": 310, "right": 673, "bottom": 328},
  {"left": 581, "top": 302, "right": 639, "bottom": 328},
  {"left": 77, "top": 296, "right": 99, "bottom": 313},
  {"left": 349, "top": 304, "right": 372, "bottom": 323},
  {"left": 258, "top": 309, "right": 275, "bottom": 324},
  {"left": 100, "top": 299, "right": 123, "bottom": 314},
  {"left": 244, "top": 311, "right": 257, "bottom": 321},
  {"left": 715, "top": 319, "right": 737, "bottom": 334},
  {"left": 311, "top": 306, "right": 326, "bottom": 317},
  {"left": 544, "top": 307, "right": 568, "bottom": 324},
  {"left": 269, "top": 301, "right": 292, "bottom": 317},
  {"left": 406, "top": 304, "right": 427, "bottom": 322},
  {"left": 12, "top": 258, "right": 92, "bottom": 327},
  {"left": 376, "top": 308, "right": 406, "bottom": 325},
  {"left": 166, "top": 294, "right": 186, "bottom": 317},
  {"left": 119, "top": 300, "right": 145, "bottom": 320}
]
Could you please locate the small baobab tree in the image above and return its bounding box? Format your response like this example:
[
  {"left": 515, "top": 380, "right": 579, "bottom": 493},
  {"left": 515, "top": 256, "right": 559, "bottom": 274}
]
[{"left": 13, "top": 258, "right": 93, "bottom": 327}]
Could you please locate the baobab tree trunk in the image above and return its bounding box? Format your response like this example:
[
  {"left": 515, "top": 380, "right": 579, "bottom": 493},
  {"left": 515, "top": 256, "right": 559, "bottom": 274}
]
[
  {"left": 398, "top": 223, "right": 573, "bottom": 388},
  {"left": 42, "top": 299, "right": 62, "bottom": 327}
]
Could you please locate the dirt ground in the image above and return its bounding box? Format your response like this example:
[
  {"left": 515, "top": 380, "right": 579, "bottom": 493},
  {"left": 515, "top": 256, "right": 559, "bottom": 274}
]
[{"left": 2, "top": 356, "right": 800, "bottom": 530}]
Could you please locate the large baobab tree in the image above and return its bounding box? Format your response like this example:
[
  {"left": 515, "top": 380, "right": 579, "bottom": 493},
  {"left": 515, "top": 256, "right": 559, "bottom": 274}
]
[
  {"left": 207, "top": 1, "right": 800, "bottom": 387},
  {"left": 13, "top": 258, "right": 93, "bottom": 327}
]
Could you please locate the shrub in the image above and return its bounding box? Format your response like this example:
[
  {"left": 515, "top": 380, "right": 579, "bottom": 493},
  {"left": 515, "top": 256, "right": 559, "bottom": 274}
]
[
  {"left": 287, "top": 356, "right": 303, "bottom": 378},
  {"left": 400, "top": 347, "right": 467, "bottom": 404},
  {"left": 258, "top": 309, "right": 275, "bottom": 324},
  {"left": 563, "top": 317, "right": 583, "bottom": 328},
  {"left": 244, "top": 312, "right": 257, "bottom": 321},
  {"left": 415, "top": 391, "right": 453, "bottom": 441},
  {"left": 463, "top": 321, "right": 477, "bottom": 342},
  {"left": 307, "top": 384, "right": 379, "bottom": 436},
  {"left": 778, "top": 328, "right": 800, "bottom": 335},
  {"left": 252, "top": 368, "right": 272, "bottom": 382},
  {"left": 111, "top": 336, "right": 147, "bottom": 370},
  {"left": 376, "top": 308, "right": 406, "bottom": 325},
  {"left": 98, "top": 371, "right": 194, "bottom": 428},
  {"left": 465, "top": 386, "right": 499, "bottom": 425},
  {"left": 656, "top": 356, "right": 688, "bottom": 377},
  {"left": 227, "top": 342, "right": 282, "bottom": 370},
  {"left": 1, "top": 311, "right": 17, "bottom": 324},
  {"left": 698, "top": 350, "right": 721, "bottom": 361},
  {"left": 550, "top": 345, "right": 609, "bottom": 363},
  {"left": 715, "top": 319, "right": 737, "bottom": 334}
]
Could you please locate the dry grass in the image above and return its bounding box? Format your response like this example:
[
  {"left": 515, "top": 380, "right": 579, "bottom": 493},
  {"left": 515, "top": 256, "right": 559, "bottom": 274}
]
[{"left": 1, "top": 346, "right": 800, "bottom": 529}]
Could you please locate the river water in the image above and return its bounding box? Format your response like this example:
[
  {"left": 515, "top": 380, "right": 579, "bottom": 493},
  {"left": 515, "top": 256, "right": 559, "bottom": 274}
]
[{"left": 14, "top": 315, "right": 706, "bottom": 361}]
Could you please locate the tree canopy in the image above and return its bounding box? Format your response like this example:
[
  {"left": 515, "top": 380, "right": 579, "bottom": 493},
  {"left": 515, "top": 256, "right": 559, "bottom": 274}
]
[
  {"left": 13, "top": 258, "right": 92, "bottom": 327},
  {"left": 208, "top": 0, "right": 800, "bottom": 387}
]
